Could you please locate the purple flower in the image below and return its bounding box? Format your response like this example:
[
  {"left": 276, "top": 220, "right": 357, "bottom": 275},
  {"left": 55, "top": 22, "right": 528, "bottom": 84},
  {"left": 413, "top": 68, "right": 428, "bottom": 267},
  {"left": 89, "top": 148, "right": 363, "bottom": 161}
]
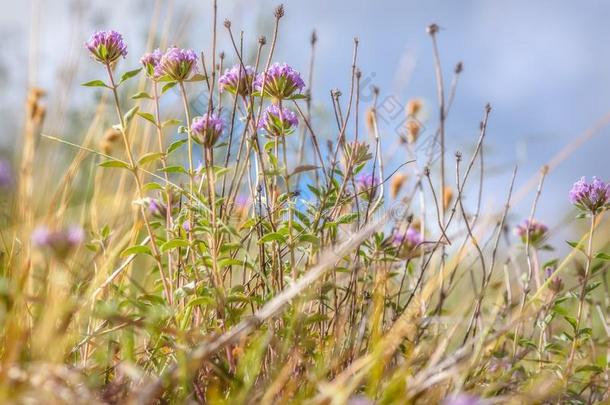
[
  {"left": 569, "top": 176, "right": 610, "bottom": 214},
  {"left": 219, "top": 64, "right": 256, "bottom": 96},
  {"left": 443, "top": 393, "right": 483, "bottom": 405},
  {"left": 355, "top": 173, "right": 380, "bottom": 200},
  {"left": 232, "top": 195, "right": 251, "bottom": 221},
  {"left": 392, "top": 227, "right": 423, "bottom": 258},
  {"left": 146, "top": 198, "right": 166, "bottom": 217},
  {"left": 514, "top": 219, "right": 548, "bottom": 246},
  {"left": 545, "top": 266, "right": 564, "bottom": 293},
  {"left": 155, "top": 47, "right": 198, "bottom": 81},
  {"left": 258, "top": 104, "right": 299, "bottom": 136},
  {"left": 254, "top": 63, "right": 305, "bottom": 99},
  {"left": 191, "top": 113, "right": 225, "bottom": 147},
  {"left": 182, "top": 220, "right": 191, "bottom": 232},
  {"left": 0, "top": 159, "right": 13, "bottom": 188},
  {"left": 140, "top": 48, "right": 163, "bottom": 78},
  {"left": 85, "top": 30, "right": 127, "bottom": 65},
  {"left": 32, "top": 225, "right": 84, "bottom": 257}
]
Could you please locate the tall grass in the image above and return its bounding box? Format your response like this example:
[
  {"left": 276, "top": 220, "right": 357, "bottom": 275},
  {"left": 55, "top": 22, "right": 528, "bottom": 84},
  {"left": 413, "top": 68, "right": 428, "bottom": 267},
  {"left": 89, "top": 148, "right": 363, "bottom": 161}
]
[{"left": 0, "top": 3, "right": 609, "bottom": 404}]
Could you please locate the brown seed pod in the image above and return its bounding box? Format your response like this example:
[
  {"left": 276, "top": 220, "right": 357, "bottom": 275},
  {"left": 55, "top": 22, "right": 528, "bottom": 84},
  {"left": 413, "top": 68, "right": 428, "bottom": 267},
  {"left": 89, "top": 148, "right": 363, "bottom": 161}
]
[
  {"left": 406, "top": 98, "right": 423, "bottom": 117},
  {"left": 443, "top": 186, "right": 454, "bottom": 211},
  {"left": 406, "top": 120, "right": 421, "bottom": 144},
  {"left": 390, "top": 173, "right": 408, "bottom": 198}
]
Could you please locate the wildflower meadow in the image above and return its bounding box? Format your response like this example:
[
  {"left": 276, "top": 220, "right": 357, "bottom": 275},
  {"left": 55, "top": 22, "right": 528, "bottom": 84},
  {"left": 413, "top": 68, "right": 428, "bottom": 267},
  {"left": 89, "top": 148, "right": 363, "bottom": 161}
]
[{"left": 0, "top": 2, "right": 609, "bottom": 404}]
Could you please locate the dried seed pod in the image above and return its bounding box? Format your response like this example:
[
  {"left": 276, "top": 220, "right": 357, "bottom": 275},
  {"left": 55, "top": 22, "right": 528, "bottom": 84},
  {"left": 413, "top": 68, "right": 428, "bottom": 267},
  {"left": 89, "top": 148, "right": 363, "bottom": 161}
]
[
  {"left": 406, "top": 98, "right": 423, "bottom": 117},
  {"left": 443, "top": 186, "right": 454, "bottom": 211},
  {"left": 406, "top": 120, "right": 421, "bottom": 144},
  {"left": 390, "top": 173, "right": 408, "bottom": 198}
]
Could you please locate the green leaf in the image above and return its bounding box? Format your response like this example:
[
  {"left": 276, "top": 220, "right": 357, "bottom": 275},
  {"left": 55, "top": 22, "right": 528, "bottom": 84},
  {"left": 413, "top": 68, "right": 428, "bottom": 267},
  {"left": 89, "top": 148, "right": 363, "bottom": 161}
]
[
  {"left": 118, "top": 68, "right": 142, "bottom": 85},
  {"left": 138, "top": 152, "right": 164, "bottom": 166},
  {"left": 137, "top": 111, "right": 157, "bottom": 126},
  {"left": 131, "top": 91, "right": 153, "bottom": 100},
  {"left": 337, "top": 213, "right": 358, "bottom": 225},
  {"left": 289, "top": 93, "right": 308, "bottom": 100},
  {"left": 298, "top": 234, "right": 319, "bottom": 247},
  {"left": 186, "top": 73, "right": 206, "bottom": 82},
  {"left": 161, "top": 239, "right": 189, "bottom": 252},
  {"left": 595, "top": 252, "right": 610, "bottom": 261},
  {"left": 121, "top": 245, "right": 152, "bottom": 257},
  {"left": 259, "top": 232, "right": 286, "bottom": 244},
  {"left": 123, "top": 106, "right": 139, "bottom": 126},
  {"left": 187, "top": 296, "right": 215, "bottom": 308},
  {"left": 82, "top": 79, "right": 110, "bottom": 88},
  {"left": 218, "top": 258, "right": 243, "bottom": 269},
  {"left": 99, "top": 159, "right": 130, "bottom": 169},
  {"left": 167, "top": 139, "right": 188, "bottom": 155},
  {"left": 142, "top": 182, "right": 164, "bottom": 192},
  {"left": 161, "top": 81, "right": 177, "bottom": 94},
  {"left": 162, "top": 119, "right": 182, "bottom": 128},
  {"left": 160, "top": 165, "right": 188, "bottom": 174},
  {"left": 575, "top": 365, "right": 604, "bottom": 374}
]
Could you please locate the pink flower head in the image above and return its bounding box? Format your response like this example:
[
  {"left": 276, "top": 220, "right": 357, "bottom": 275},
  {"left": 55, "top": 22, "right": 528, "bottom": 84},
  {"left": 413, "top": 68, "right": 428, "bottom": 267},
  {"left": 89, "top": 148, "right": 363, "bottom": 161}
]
[
  {"left": 392, "top": 227, "right": 423, "bottom": 259},
  {"left": 514, "top": 219, "right": 548, "bottom": 246},
  {"left": 219, "top": 64, "right": 256, "bottom": 96},
  {"left": 191, "top": 113, "right": 225, "bottom": 148},
  {"left": 32, "top": 225, "right": 84, "bottom": 258},
  {"left": 254, "top": 63, "right": 305, "bottom": 99},
  {"left": 85, "top": 30, "right": 127, "bottom": 65},
  {"left": 258, "top": 104, "right": 299, "bottom": 137},
  {"left": 140, "top": 48, "right": 163, "bottom": 78},
  {"left": 569, "top": 176, "right": 610, "bottom": 214},
  {"left": 155, "top": 47, "right": 198, "bottom": 81}
]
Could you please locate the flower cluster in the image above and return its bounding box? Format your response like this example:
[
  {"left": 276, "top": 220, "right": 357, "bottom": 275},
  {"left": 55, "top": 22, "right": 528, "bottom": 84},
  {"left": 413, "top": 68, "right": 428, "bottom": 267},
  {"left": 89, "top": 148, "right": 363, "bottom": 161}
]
[
  {"left": 514, "top": 219, "right": 548, "bottom": 246},
  {"left": 355, "top": 173, "right": 380, "bottom": 200},
  {"left": 569, "top": 176, "right": 610, "bottom": 214},
  {"left": 392, "top": 227, "right": 423, "bottom": 259},
  {"left": 140, "top": 49, "right": 162, "bottom": 78},
  {"left": 32, "top": 225, "right": 84, "bottom": 258},
  {"left": 258, "top": 104, "right": 299, "bottom": 137},
  {"left": 254, "top": 63, "right": 305, "bottom": 99},
  {"left": 85, "top": 30, "right": 127, "bottom": 65},
  {"left": 191, "top": 113, "right": 225, "bottom": 148},
  {"left": 155, "top": 47, "right": 198, "bottom": 81},
  {"left": 219, "top": 64, "right": 256, "bottom": 96}
]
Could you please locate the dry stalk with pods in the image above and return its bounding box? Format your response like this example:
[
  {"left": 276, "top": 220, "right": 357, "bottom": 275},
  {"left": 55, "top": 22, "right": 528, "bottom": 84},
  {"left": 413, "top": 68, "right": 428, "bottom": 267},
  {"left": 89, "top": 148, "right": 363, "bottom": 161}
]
[{"left": 1, "top": 3, "right": 610, "bottom": 404}]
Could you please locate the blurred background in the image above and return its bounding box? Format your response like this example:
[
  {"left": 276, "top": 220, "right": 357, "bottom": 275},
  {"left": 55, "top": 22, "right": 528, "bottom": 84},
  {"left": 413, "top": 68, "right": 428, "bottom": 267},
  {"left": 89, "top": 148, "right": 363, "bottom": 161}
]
[{"left": 2, "top": 0, "right": 609, "bottom": 243}]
